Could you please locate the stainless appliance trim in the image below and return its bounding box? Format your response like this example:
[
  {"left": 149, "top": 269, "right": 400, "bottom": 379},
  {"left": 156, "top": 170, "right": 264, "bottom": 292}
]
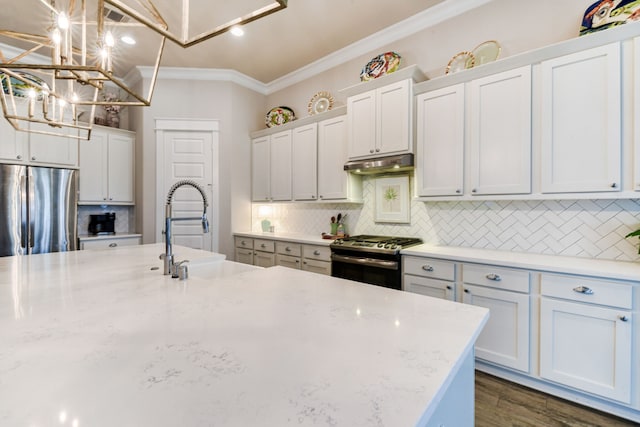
[
  {"left": 330, "top": 253, "right": 398, "bottom": 270},
  {"left": 343, "top": 153, "right": 414, "bottom": 175}
]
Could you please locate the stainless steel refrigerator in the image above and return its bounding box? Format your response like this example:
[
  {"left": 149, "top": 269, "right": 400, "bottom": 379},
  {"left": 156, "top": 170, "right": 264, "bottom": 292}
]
[{"left": 0, "top": 164, "right": 77, "bottom": 257}]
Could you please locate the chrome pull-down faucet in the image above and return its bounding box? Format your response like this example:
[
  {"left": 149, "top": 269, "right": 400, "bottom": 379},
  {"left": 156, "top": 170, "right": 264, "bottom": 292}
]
[{"left": 162, "top": 180, "right": 210, "bottom": 276}]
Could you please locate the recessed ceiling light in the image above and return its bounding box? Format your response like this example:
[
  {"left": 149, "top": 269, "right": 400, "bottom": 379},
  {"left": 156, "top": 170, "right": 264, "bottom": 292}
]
[
  {"left": 230, "top": 26, "right": 244, "bottom": 37},
  {"left": 120, "top": 35, "right": 136, "bottom": 45}
]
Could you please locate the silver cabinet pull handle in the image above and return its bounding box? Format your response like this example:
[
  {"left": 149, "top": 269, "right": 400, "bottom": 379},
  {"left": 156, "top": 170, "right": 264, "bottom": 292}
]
[
  {"left": 422, "top": 265, "right": 434, "bottom": 272},
  {"left": 618, "top": 315, "right": 628, "bottom": 322},
  {"left": 313, "top": 250, "right": 320, "bottom": 256},
  {"left": 573, "top": 286, "right": 593, "bottom": 295},
  {"left": 285, "top": 247, "right": 291, "bottom": 252},
  {"left": 486, "top": 273, "right": 501, "bottom": 281}
]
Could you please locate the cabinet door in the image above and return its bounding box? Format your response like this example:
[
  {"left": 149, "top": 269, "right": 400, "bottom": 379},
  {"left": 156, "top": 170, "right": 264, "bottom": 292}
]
[
  {"left": 292, "top": 123, "right": 317, "bottom": 200},
  {"left": 468, "top": 66, "right": 532, "bottom": 195},
  {"left": 107, "top": 132, "right": 134, "bottom": 203},
  {"left": 251, "top": 136, "right": 270, "bottom": 201},
  {"left": 415, "top": 84, "right": 465, "bottom": 196},
  {"left": 79, "top": 131, "right": 108, "bottom": 202},
  {"left": 377, "top": 79, "right": 411, "bottom": 156},
  {"left": 318, "top": 115, "right": 349, "bottom": 200},
  {"left": 541, "top": 43, "right": 621, "bottom": 193},
  {"left": 269, "top": 130, "right": 292, "bottom": 201},
  {"left": 634, "top": 37, "right": 640, "bottom": 191},
  {"left": 540, "top": 298, "right": 632, "bottom": 403},
  {"left": 254, "top": 250, "right": 275, "bottom": 268},
  {"left": 0, "top": 116, "right": 26, "bottom": 163},
  {"left": 276, "top": 254, "right": 301, "bottom": 269},
  {"left": 28, "top": 131, "right": 78, "bottom": 167},
  {"left": 404, "top": 274, "right": 455, "bottom": 301},
  {"left": 347, "top": 89, "right": 376, "bottom": 159},
  {"left": 301, "top": 258, "right": 331, "bottom": 275},
  {"left": 235, "top": 248, "right": 254, "bottom": 265},
  {"left": 462, "top": 284, "right": 530, "bottom": 372}
]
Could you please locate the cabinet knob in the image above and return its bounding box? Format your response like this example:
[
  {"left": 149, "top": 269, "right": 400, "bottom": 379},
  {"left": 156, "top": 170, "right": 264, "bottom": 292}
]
[
  {"left": 456, "top": 189, "right": 461, "bottom": 194},
  {"left": 486, "top": 273, "right": 501, "bottom": 281},
  {"left": 611, "top": 183, "right": 617, "bottom": 188},
  {"left": 295, "top": 260, "right": 300, "bottom": 264},
  {"left": 285, "top": 247, "right": 291, "bottom": 252},
  {"left": 464, "top": 288, "right": 470, "bottom": 294},
  {"left": 109, "top": 197, "right": 113, "bottom": 201},
  {"left": 261, "top": 243, "right": 266, "bottom": 248},
  {"left": 108, "top": 243, "right": 118, "bottom": 248},
  {"left": 319, "top": 195, "right": 323, "bottom": 199},
  {"left": 618, "top": 315, "right": 629, "bottom": 322},
  {"left": 16, "top": 155, "right": 22, "bottom": 160},
  {"left": 421, "top": 265, "right": 434, "bottom": 272},
  {"left": 313, "top": 250, "right": 320, "bottom": 256},
  {"left": 312, "top": 195, "right": 316, "bottom": 199},
  {"left": 573, "top": 285, "right": 593, "bottom": 295},
  {"left": 446, "top": 285, "right": 452, "bottom": 290},
  {"left": 471, "top": 188, "right": 477, "bottom": 193},
  {"left": 369, "top": 149, "right": 374, "bottom": 154},
  {"left": 31, "top": 156, "right": 36, "bottom": 161},
  {"left": 103, "top": 197, "right": 107, "bottom": 201}
]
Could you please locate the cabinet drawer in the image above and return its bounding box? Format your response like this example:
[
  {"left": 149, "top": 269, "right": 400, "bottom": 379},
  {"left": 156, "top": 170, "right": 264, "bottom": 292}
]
[
  {"left": 541, "top": 274, "right": 632, "bottom": 309},
  {"left": 235, "top": 237, "right": 254, "bottom": 249},
  {"left": 303, "top": 245, "right": 331, "bottom": 262},
  {"left": 403, "top": 256, "right": 455, "bottom": 281},
  {"left": 462, "top": 264, "right": 530, "bottom": 293},
  {"left": 81, "top": 236, "right": 140, "bottom": 250},
  {"left": 276, "top": 242, "right": 302, "bottom": 257},
  {"left": 254, "top": 239, "right": 275, "bottom": 253},
  {"left": 404, "top": 274, "right": 455, "bottom": 300}
]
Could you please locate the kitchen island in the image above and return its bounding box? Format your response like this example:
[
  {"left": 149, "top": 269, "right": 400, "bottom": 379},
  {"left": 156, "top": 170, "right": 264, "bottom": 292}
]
[{"left": 0, "top": 244, "right": 488, "bottom": 426}]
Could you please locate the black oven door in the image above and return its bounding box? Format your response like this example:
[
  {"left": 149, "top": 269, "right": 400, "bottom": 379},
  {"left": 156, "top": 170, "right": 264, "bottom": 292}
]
[{"left": 331, "top": 252, "right": 401, "bottom": 290}]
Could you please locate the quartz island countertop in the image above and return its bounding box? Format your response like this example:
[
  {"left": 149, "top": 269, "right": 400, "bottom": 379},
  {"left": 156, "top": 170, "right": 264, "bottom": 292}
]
[{"left": 0, "top": 244, "right": 488, "bottom": 426}]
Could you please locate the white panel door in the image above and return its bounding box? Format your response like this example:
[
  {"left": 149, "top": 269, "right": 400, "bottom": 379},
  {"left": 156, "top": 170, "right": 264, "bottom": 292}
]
[
  {"left": 78, "top": 130, "right": 108, "bottom": 202},
  {"left": 540, "top": 43, "right": 621, "bottom": 193},
  {"left": 28, "top": 131, "right": 78, "bottom": 167},
  {"left": 634, "top": 37, "right": 640, "bottom": 191},
  {"left": 251, "top": 136, "right": 270, "bottom": 202},
  {"left": 318, "top": 115, "right": 348, "bottom": 200},
  {"left": 377, "top": 79, "right": 411, "bottom": 156},
  {"left": 347, "top": 90, "right": 376, "bottom": 159},
  {"left": 0, "top": 113, "right": 26, "bottom": 163},
  {"left": 415, "top": 84, "right": 465, "bottom": 196},
  {"left": 462, "top": 284, "right": 530, "bottom": 372},
  {"left": 540, "top": 298, "right": 632, "bottom": 403},
  {"left": 160, "top": 129, "right": 216, "bottom": 251},
  {"left": 107, "top": 132, "right": 134, "bottom": 203},
  {"left": 269, "top": 130, "right": 292, "bottom": 201},
  {"left": 292, "top": 124, "right": 317, "bottom": 201},
  {"left": 468, "top": 66, "right": 532, "bottom": 195}
]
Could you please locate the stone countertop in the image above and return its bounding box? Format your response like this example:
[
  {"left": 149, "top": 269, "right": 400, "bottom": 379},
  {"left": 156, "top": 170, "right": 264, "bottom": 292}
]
[
  {"left": 234, "top": 231, "right": 333, "bottom": 246},
  {"left": 0, "top": 244, "right": 488, "bottom": 427},
  {"left": 401, "top": 244, "right": 640, "bottom": 283}
]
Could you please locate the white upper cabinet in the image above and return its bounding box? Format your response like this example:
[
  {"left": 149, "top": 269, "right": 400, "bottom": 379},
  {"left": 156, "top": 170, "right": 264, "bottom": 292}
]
[
  {"left": 251, "top": 135, "right": 270, "bottom": 202},
  {"left": 0, "top": 116, "right": 26, "bottom": 163},
  {"left": 468, "top": 66, "right": 532, "bottom": 195},
  {"left": 634, "top": 37, "right": 640, "bottom": 191},
  {"left": 79, "top": 126, "right": 135, "bottom": 204},
  {"left": 347, "top": 79, "right": 412, "bottom": 159},
  {"left": 251, "top": 130, "right": 292, "bottom": 202},
  {"left": 540, "top": 43, "right": 621, "bottom": 193},
  {"left": 415, "top": 84, "right": 465, "bottom": 197},
  {"left": 269, "top": 130, "right": 292, "bottom": 201},
  {"left": 318, "top": 115, "right": 362, "bottom": 201},
  {"left": 292, "top": 123, "right": 317, "bottom": 201}
]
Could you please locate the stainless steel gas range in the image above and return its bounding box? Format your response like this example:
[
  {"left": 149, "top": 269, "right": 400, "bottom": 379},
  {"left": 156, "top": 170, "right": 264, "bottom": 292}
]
[{"left": 330, "top": 235, "right": 423, "bottom": 290}]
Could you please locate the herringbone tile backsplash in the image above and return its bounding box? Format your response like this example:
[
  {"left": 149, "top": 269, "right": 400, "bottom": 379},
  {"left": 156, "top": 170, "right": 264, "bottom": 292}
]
[{"left": 253, "top": 177, "right": 640, "bottom": 262}]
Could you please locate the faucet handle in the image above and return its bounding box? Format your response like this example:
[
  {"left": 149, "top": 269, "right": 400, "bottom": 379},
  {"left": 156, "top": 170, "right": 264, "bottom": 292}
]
[{"left": 171, "top": 259, "right": 189, "bottom": 278}]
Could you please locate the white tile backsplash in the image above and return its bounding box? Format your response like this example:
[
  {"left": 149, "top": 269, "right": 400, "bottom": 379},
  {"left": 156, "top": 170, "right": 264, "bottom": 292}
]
[{"left": 252, "top": 176, "right": 640, "bottom": 261}]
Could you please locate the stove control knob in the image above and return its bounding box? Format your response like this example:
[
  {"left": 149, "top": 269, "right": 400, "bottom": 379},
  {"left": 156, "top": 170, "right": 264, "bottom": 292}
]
[
  {"left": 384, "top": 243, "right": 391, "bottom": 249},
  {"left": 390, "top": 244, "right": 398, "bottom": 249},
  {"left": 377, "top": 243, "right": 385, "bottom": 248},
  {"left": 335, "top": 239, "right": 343, "bottom": 245}
]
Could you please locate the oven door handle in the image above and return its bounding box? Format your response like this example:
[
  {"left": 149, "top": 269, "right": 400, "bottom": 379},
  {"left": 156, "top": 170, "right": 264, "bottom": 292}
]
[{"left": 331, "top": 254, "right": 398, "bottom": 270}]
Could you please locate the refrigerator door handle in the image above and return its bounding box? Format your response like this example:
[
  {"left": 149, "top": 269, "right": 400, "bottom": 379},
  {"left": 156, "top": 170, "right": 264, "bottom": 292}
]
[
  {"left": 28, "top": 172, "right": 35, "bottom": 249},
  {"left": 20, "top": 174, "right": 28, "bottom": 249}
]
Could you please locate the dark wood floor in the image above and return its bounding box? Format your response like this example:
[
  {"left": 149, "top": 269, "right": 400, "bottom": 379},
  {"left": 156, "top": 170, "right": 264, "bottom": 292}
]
[{"left": 475, "top": 371, "right": 639, "bottom": 426}]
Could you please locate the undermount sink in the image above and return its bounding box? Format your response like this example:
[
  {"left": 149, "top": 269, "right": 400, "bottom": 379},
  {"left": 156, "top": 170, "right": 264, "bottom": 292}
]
[{"left": 186, "top": 256, "right": 261, "bottom": 280}]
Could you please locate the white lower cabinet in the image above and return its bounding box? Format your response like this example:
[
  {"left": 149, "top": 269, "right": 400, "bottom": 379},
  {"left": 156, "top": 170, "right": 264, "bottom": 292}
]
[
  {"left": 403, "top": 256, "right": 456, "bottom": 301},
  {"left": 276, "top": 242, "right": 302, "bottom": 269},
  {"left": 302, "top": 244, "right": 331, "bottom": 275},
  {"left": 539, "top": 274, "right": 633, "bottom": 403},
  {"left": 253, "top": 239, "right": 276, "bottom": 268}
]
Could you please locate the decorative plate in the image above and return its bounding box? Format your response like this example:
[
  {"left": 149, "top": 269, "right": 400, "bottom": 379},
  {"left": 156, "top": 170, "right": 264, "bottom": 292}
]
[
  {"left": 580, "top": 0, "right": 640, "bottom": 36},
  {"left": 469, "top": 40, "right": 501, "bottom": 67},
  {"left": 265, "top": 106, "right": 295, "bottom": 128},
  {"left": 445, "top": 51, "right": 475, "bottom": 75},
  {"left": 308, "top": 91, "right": 334, "bottom": 115},
  {"left": 0, "top": 71, "right": 46, "bottom": 99},
  {"left": 360, "top": 52, "right": 401, "bottom": 82}
]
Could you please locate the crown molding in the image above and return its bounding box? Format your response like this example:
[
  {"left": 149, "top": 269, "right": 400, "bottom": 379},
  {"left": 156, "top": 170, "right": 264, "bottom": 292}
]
[
  {"left": 264, "top": 0, "right": 493, "bottom": 94},
  {"left": 135, "top": 66, "right": 268, "bottom": 94}
]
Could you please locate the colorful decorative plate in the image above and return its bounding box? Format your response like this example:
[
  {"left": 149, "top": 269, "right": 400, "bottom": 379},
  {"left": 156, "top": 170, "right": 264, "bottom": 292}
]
[
  {"left": 0, "top": 71, "right": 46, "bottom": 99},
  {"left": 446, "top": 51, "right": 475, "bottom": 75},
  {"left": 265, "top": 106, "right": 295, "bottom": 128},
  {"left": 308, "top": 91, "right": 334, "bottom": 115},
  {"left": 580, "top": 0, "right": 640, "bottom": 36},
  {"left": 360, "top": 52, "right": 401, "bottom": 82}
]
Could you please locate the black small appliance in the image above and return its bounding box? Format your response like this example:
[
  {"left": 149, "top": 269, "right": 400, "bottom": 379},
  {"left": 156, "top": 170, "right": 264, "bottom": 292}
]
[{"left": 88, "top": 212, "right": 116, "bottom": 235}]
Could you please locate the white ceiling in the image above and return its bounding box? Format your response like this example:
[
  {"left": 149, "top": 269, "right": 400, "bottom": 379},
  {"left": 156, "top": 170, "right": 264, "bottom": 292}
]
[{"left": 0, "top": 0, "right": 488, "bottom": 84}]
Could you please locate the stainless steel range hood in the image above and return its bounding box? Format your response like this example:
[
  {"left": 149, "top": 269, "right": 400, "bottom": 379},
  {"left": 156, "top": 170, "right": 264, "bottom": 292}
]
[{"left": 344, "top": 153, "right": 414, "bottom": 175}]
